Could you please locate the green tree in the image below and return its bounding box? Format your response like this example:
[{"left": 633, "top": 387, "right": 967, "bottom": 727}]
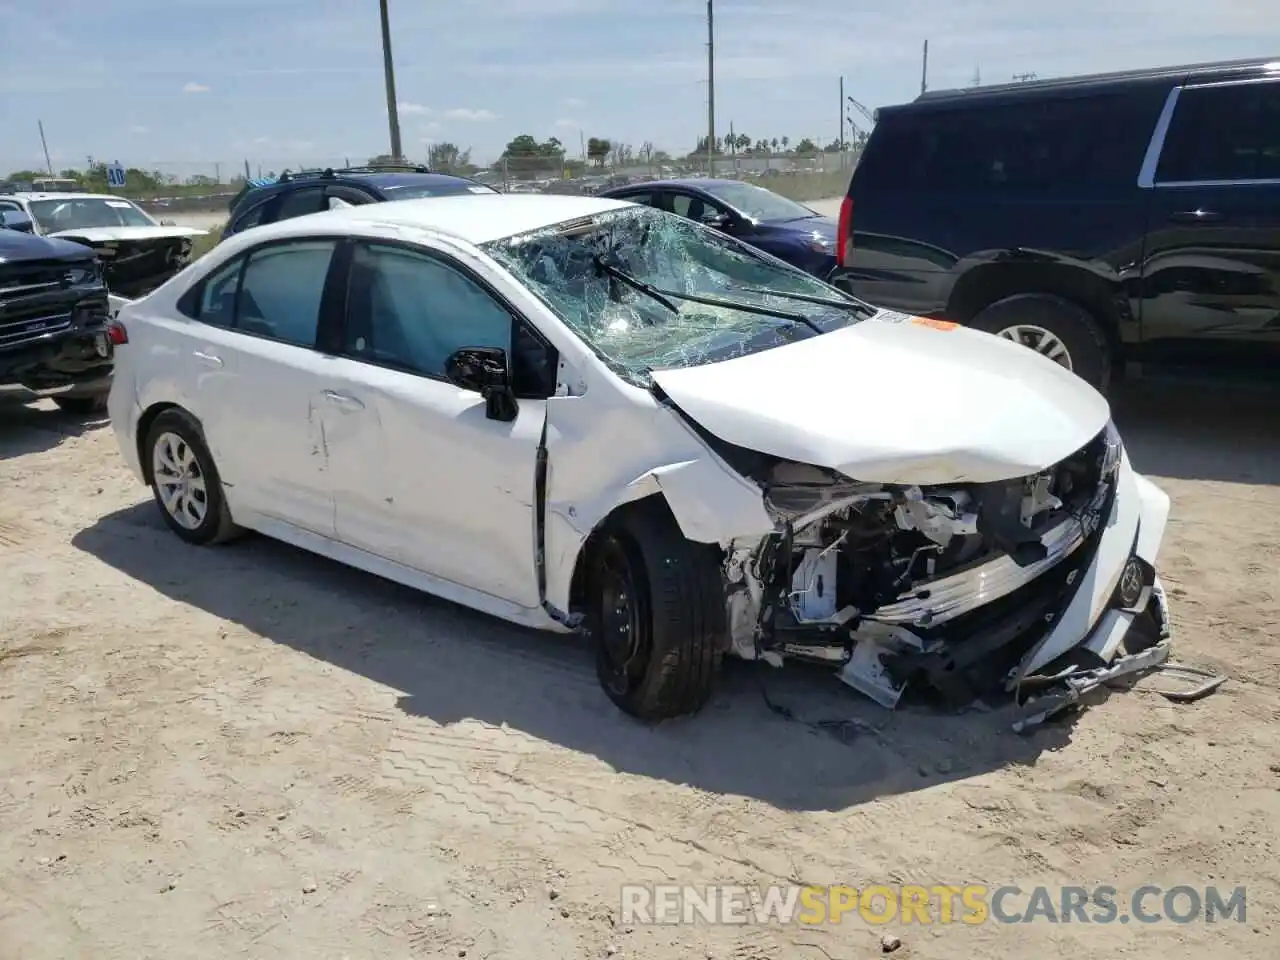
[
  {"left": 586, "top": 137, "right": 612, "bottom": 167},
  {"left": 792, "top": 138, "right": 819, "bottom": 157},
  {"left": 428, "top": 141, "right": 474, "bottom": 174}
]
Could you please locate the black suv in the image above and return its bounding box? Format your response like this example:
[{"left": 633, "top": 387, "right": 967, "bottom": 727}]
[
  {"left": 834, "top": 56, "right": 1280, "bottom": 392},
  {"left": 222, "top": 165, "right": 499, "bottom": 240},
  {"left": 0, "top": 213, "right": 115, "bottom": 414}
]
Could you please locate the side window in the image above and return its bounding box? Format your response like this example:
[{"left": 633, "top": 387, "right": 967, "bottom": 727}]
[
  {"left": 670, "top": 192, "right": 720, "bottom": 221},
  {"left": 0, "top": 200, "right": 21, "bottom": 212},
  {"left": 231, "top": 201, "right": 270, "bottom": 234},
  {"left": 619, "top": 191, "right": 656, "bottom": 208},
  {"left": 1156, "top": 82, "right": 1280, "bottom": 184},
  {"left": 271, "top": 187, "right": 327, "bottom": 223},
  {"left": 183, "top": 256, "right": 244, "bottom": 326},
  {"left": 344, "top": 242, "right": 512, "bottom": 379},
  {"left": 236, "top": 240, "right": 337, "bottom": 346}
]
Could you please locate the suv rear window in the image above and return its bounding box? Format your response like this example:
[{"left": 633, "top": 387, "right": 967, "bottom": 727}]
[{"left": 857, "top": 91, "right": 1162, "bottom": 191}]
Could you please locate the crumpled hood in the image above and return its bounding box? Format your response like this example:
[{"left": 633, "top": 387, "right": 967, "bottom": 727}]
[
  {"left": 46, "top": 225, "right": 207, "bottom": 244},
  {"left": 652, "top": 309, "right": 1111, "bottom": 485}
]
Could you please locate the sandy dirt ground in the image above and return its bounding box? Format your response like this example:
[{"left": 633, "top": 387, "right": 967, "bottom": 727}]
[{"left": 1, "top": 379, "right": 1278, "bottom": 960}]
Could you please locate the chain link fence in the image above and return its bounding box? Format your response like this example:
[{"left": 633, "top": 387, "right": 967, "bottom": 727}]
[{"left": 6, "top": 150, "right": 859, "bottom": 215}]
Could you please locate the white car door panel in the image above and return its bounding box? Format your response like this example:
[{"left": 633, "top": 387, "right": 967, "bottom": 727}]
[
  {"left": 328, "top": 240, "right": 545, "bottom": 607},
  {"left": 175, "top": 239, "right": 339, "bottom": 536}
]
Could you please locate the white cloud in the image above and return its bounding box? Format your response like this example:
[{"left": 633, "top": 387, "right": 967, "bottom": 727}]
[
  {"left": 129, "top": 125, "right": 149, "bottom": 134},
  {"left": 398, "top": 102, "right": 432, "bottom": 115},
  {"left": 420, "top": 121, "right": 442, "bottom": 135},
  {"left": 562, "top": 97, "right": 586, "bottom": 108},
  {"left": 554, "top": 118, "right": 579, "bottom": 129},
  {"left": 443, "top": 108, "right": 499, "bottom": 122},
  {"left": 181, "top": 81, "right": 210, "bottom": 93}
]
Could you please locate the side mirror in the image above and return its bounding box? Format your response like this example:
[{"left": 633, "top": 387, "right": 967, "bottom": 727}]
[
  {"left": 700, "top": 211, "right": 732, "bottom": 230},
  {"left": 445, "top": 345, "right": 518, "bottom": 422},
  {"left": 159, "top": 218, "right": 177, "bottom": 226},
  {"left": 0, "top": 210, "right": 35, "bottom": 233}
]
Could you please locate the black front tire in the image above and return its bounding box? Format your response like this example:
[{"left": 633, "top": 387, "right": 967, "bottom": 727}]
[
  {"left": 968, "top": 294, "right": 1112, "bottom": 394},
  {"left": 54, "top": 393, "right": 108, "bottom": 416},
  {"left": 144, "top": 409, "right": 241, "bottom": 546},
  {"left": 589, "top": 499, "right": 726, "bottom": 721}
]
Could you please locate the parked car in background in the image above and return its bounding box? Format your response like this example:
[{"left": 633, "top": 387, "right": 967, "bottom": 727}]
[
  {"left": 599, "top": 178, "right": 839, "bottom": 278},
  {"left": 0, "top": 189, "right": 207, "bottom": 300},
  {"left": 221, "top": 165, "right": 500, "bottom": 240},
  {"left": 108, "top": 193, "right": 1171, "bottom": 731},
  {"left": 0, "top": 211, "right": 116, "bottom": 414},
  {"left": 833, "top": 56, "right": 1280, "bottom": 393}
]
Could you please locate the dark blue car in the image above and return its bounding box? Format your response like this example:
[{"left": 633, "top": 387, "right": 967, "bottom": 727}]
[
  {"left": 598, "top": 178, "right": 839, "bottom": 279},
  {"left": 222, "top": 165, "right": 499, "bottom": 241}
]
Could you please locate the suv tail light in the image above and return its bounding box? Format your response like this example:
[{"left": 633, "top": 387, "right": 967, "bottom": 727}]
[
  {"left": 836, "top": 195, "right": 854, "bottom": 268},
  {"left": 107, "top": 320, "right": 128, "bottom": 345}
]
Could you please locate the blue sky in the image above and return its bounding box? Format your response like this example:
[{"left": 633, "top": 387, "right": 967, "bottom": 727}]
[{"left": 2, "top": 0, "right": 1276, "bottom": 177}]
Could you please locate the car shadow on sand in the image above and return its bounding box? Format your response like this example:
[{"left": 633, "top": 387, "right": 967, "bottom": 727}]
[
  {"left": 73, "top": 501, "right": 1082, "bottom": 813},
  {"left": 1110, "top": 378, "right": 1280, "bottom": 485},
  {"left": 0, "top": 402, "right": 109, "bottom": 461}
]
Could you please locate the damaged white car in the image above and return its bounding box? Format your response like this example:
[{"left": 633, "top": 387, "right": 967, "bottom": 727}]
[
  {"left": 106, "top": 194, "right": 1175, "bottom": 729},
  {"left": 0, "top": 190, "right": 206, "bottom": 309}
]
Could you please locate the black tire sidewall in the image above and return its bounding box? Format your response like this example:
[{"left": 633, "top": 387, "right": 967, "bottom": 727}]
[
  {"left": 145, "top": 412, "right": 228, "bottom": 545},
  {"left": 969, "top": 295, "right": 1111, "bottom": 393}
]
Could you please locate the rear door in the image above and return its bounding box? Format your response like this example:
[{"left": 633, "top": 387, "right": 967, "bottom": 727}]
[
  {"left": 264, "top": 185, "right": 327, "bottom": 227},
  {"left": 1137, "top": 78, "right": 1280, "bottom": 371},
  {"left": 181, "top": 237, "right": 344, "bottom": 534}
]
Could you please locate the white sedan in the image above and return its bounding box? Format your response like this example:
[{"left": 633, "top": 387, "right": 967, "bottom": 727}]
[{"left": 106, "top": 194, "right": 1175, "bottom": 728}]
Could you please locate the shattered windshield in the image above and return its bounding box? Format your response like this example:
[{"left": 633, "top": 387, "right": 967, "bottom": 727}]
[
  {"left": 28, "top": 197, "right": 155, "bottom": 232},
  {"left": 482, "top": 206, "right": 870, "bottom": 386}
]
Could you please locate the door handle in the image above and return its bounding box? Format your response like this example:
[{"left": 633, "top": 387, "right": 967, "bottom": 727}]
[
  {"left": 323, "top": 390, "right": 365, "bottom": 410},
  {"left": 1169, "top": 209, "right": 1224, "bottom": 223},
  {"left": 193, "top": 350, "right": 223, "bottom": 367}
]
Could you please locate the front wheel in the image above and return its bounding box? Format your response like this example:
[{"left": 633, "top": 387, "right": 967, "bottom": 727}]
[
  {"left": 968, "top": 294, "right": 1112, "bottom": 394},
  {"left": 589, "top": 500, "right": 727, "bottom": 721}
]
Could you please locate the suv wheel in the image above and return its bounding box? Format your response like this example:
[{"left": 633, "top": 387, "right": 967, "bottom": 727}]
[{"left": 969, "top": 294, "right": 1111, "bottom": 393}]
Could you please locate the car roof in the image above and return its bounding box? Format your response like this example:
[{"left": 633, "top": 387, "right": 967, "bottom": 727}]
[
  {"left": 342, "top": 171, "right": 488, "bottom": 190},
  {"left": 606, "top": 178, "right": 745, "bottom": 191},
  {"left": 252, "top": 193, "right": 636, "bottom": 246},
  {"left": 2, "top": 192, "right": 135, "bottom": 203},
  {"left": 905, "top": 55, "right": 1280, "bottom": 109}
]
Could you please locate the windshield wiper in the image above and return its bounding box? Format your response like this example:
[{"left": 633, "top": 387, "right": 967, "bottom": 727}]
[
  {"left": 734, "top": 286, "right": 874, "bottom": 315},
  {"left": 593, "top": 256, "right": 821, "bottom": 332},
  {"left": 593, "top": 255, "right": 679, "bottom": 313}
]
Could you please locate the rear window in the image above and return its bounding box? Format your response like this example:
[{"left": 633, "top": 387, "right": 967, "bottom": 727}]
[
  {"left": 856, "top": 91, "right": 1163, "bottom": 191},
  {"left": 1155, "top": 80, "right": 1280, "bottom": 184},
  {"left": 381, "top": 182, "right": 498, "bottom": 200}
]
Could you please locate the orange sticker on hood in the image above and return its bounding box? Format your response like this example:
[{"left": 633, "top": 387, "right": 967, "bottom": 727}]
[{"left": 911, "top": 316, "right": 958, "bottom": 332}]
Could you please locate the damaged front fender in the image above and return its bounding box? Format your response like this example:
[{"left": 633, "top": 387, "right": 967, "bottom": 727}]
[{"left": 540, "top": 393, "right": 774, "bottom": 616}]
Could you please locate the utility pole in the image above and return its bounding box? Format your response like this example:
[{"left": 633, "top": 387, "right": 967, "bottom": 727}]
[
  {"left": 706, "top": 0, "right": 715, "bottom": 177},
  {"left": 839, "top": 76, "right": 845, "bottom": 155},
  {"left": 37, "top": 121, "right": 53, "bottom": 175},
  {"left": 920, "top": 39, "right": 929, "bottom": 96},
  {"left": 214, "top": 162, "right": 221, "bottom": 184},
  {"left": 379, "top": 0, "right": 403, "bottom": 161}
]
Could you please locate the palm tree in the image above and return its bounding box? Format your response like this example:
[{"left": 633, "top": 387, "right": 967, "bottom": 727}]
[
  {"left": 770, "top": 137, "right": 779, "bottom": 154},
  {"left": 781, "top": 136, "right": 790, "bottom": 153}
]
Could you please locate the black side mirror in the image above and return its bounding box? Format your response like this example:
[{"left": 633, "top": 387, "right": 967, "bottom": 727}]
[
  {"left": 700, "top": 211, "right": 732, "bottom": 230},
  {"left": 0, "top": 210, "right": 35, "bottom": 233},
  {"left": 445, "top": 345, "right": 518, "bottom": 422}
]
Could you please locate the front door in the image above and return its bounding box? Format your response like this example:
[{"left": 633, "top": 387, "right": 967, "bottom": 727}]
[
  {"left": 323, "top": 239, "right": 547, "bottom": 608},
  {"left": 1138, "top": 77, "right": 1280, "bottom": 372}
]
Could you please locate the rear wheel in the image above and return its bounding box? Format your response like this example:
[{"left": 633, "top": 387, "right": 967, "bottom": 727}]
[
  {"left": 968, "top": 294, "right": 1112, "bottom": 393},
  {"left": 144, "top": 409, "right": 241, "bottom": 545},
  {"left": 589, "top": 500, "right": 726, "bottom": 721}
]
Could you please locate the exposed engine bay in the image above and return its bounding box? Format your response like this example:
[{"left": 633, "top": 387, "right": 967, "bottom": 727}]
[{"left": 718, "top": 426, "right": 1125, "bottom": 714}]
